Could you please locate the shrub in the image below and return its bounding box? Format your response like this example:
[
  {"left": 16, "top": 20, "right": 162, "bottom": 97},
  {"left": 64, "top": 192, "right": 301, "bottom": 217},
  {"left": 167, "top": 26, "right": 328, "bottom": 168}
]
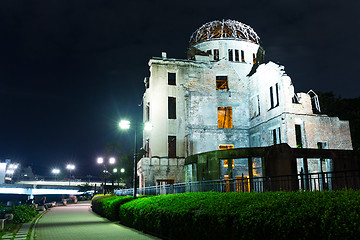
[
  {"left": 91, "top": 194, "right": 146, "bottom": 221},
  {"left": 118, "top": 191, "right": 360, "bottom": 240},
  {"left": 11, "top": 204, "right": 38, "bottom": 224}
]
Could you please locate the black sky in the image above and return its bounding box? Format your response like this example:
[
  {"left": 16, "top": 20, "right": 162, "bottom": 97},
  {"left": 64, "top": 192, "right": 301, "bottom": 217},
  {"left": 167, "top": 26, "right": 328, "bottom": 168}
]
[{"left": 0, "top": 0, "right": 359, "bottom": 177}]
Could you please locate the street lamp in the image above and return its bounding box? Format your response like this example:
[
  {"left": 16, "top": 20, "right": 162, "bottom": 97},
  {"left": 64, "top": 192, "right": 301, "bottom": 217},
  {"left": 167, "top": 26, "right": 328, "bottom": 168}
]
[
  {"left": 97, "top": 157, "right": 116, "bottom": 194},
  {"left": 119, "top": 120, "right": 151, "bottom": 199},
  {"left": 66, "top": 164, "right": 75, "bottom": 186},
  {"left": 52, "top": 168, "right": 60, "bottom": 181}
]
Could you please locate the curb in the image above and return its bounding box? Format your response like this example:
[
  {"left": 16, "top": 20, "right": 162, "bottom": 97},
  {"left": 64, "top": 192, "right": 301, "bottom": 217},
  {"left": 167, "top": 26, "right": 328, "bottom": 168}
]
[{"left": 29, "top": 210, "right": 48, "bottom": 240}]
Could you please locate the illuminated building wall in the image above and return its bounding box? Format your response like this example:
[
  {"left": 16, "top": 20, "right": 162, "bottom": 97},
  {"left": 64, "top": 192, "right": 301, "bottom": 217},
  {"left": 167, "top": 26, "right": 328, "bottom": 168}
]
[{"left": 138, "top": 20, "right": 352, "bottom": 187}]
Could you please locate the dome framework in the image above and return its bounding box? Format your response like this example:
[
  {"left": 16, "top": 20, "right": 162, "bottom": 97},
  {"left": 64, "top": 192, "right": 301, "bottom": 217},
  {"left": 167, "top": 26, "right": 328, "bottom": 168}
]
[{"left": 189, "top": 19, "right": 260, "bottom": 47}]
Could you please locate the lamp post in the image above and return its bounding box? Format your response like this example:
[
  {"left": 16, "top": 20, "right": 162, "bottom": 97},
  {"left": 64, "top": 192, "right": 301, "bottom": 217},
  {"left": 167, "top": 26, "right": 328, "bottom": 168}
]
[
  {"left": 97, "top": 157, "right": 116, "bottom": 194},
  {"left": 119, "top": 120, "right": 152, "bottom": 199},
  {"left": 66, "top": 164, "right": 75, "bottom": 186},
  {"left": 52, "top": 168, "right": 60, "bottom": 181}
]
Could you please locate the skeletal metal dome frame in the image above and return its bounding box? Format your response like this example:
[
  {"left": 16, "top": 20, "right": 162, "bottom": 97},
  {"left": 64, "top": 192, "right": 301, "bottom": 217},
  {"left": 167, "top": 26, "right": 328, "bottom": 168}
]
[{"left": 189, "top": 19, "right": 260, "bottom": 46}]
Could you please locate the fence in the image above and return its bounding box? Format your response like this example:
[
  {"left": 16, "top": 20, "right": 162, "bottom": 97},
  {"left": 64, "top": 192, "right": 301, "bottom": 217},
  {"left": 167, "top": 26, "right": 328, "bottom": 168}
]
[{"left": 114, "top": 170, "right": 360, "bottom": 196}]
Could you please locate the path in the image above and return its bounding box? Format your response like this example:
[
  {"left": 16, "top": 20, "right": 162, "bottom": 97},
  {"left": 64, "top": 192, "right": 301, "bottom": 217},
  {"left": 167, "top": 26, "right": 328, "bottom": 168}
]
[{"left": 34, "top": 202, "right": 159, "bottom": 240}]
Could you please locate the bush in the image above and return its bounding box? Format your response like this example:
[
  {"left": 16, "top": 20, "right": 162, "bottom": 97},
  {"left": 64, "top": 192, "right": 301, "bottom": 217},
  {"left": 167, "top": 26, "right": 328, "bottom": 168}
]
[
  {"left": 91, "top": 194, "right": 143, "bottom": 221},
  {"left": 118, "top": 191, "right": 360, "bottom": 240},
  {"left": 11, "top": 204, "right": 38, "bottom": 224}
]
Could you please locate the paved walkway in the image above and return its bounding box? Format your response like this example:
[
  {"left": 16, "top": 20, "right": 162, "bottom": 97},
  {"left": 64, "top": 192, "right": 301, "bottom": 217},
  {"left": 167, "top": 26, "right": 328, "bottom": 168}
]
[{"left": 34, "top": 202, "right": 159, "bottom": 240}]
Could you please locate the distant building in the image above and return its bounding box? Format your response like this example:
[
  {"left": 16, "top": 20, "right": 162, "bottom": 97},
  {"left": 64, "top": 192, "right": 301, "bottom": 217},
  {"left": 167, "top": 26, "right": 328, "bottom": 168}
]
[{"left": 137, "top": 20, "right": 352, "bottom": 188}]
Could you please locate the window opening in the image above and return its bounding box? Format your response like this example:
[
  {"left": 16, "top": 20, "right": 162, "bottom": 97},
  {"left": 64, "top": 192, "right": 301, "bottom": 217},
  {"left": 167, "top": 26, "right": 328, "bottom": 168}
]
[
  {"left": 270, "top": 86, "right": 274, "bottom": 109},
  {"left": 241, "top": 50, "right": 245, "bottom": 62},
  {"left": 206, "top": 50, "right": 212, "bottom": 55},
  {"left": 168, "top": 136, "right": 176, "bottom": 158},
  {"left": 295, "top": 124, "right": 303, "bottom": 148},
  {"left": 228, "top": 49, "right": 233, "bottom": 61},
  {"left": 275, "top": 83, "right": 279, "bottom": 107},
  {"left": 269, "top": 84, "right": 279, "bottom": 109},
  {"left": 272, "top": 127, "right": 281, "bottom": 145},
  {"left": 216, "top": 76, "right": 228, "bottom": 90},
  {"left": 145, "top": 103, "right": 150, "bottom": 121},
  {"left": 218, "top": 107, "right": 233, "bottom": 128},
  {"left": 253, "top": 53, "right": 256, "bottom": 64},
  {"left": 214, "top": 49, "right": 219, "bottom": 61},
  {"left": 307, "top": 90, "right": 321, "bottom": 113},
  {"left": 235, "top": 50, "right": 239, "bottom": 62},
  {"left": 168, "top": 72, "right": 176, "bottom": 85},
  {"left": 250, "top": 95, "right": 260, "bottom": 118},
  {"left": 168, "top": 97, "right": 176, "bottom": 119}
]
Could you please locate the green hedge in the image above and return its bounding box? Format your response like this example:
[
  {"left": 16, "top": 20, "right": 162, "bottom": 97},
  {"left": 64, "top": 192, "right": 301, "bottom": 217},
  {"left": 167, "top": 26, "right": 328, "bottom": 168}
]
[
  {"left": 118, "top": 191, "right": 360, "bottom": 240},
  {"left": 91, "top": 194, "right": 140, "bottom": 221}
]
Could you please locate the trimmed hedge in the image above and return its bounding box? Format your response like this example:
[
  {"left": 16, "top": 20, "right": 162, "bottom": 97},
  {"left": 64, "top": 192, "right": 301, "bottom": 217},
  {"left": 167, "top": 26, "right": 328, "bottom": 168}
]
[
  {"left": 91, "top": 194, "right": 141, "bottom": 221},
  {"left": 118, "top": 191, "right": 360, "bottom": 240}
]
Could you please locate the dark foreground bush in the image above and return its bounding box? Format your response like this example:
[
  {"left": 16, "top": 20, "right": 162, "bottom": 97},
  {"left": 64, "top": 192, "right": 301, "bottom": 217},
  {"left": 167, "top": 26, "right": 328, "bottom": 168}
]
[
  {"left": 118, "top": 191, "right": 360, "bottom": 240},
  {"left": 11, "top": 204, "right": 38, "bottom": 224}
]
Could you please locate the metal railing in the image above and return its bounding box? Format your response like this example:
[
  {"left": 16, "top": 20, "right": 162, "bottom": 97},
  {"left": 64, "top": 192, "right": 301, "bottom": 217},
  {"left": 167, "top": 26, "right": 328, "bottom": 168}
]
[{"left": 114, "top": 170, "right": 360, "bottom": 196}]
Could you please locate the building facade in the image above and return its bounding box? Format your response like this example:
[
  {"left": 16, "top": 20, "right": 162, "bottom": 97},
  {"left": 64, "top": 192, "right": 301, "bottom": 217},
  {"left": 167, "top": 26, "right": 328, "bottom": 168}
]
[{"left": 138, "top": 20, "right": 352, "bottom": 188}]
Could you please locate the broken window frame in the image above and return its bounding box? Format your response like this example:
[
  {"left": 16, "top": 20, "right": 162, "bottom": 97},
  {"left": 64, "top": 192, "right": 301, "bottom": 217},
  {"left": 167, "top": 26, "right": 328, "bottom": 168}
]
[
  {"left": 217, "top": 106, "right": 233, "bottom": 128},
  {"left": 168, "top": 72, "right": 176, "bottom": 86},
  {"left": 216, "top": 76, "right": 229, "bottom": 90},
  {"left": 168, "top": 97, "right": 176, "bottom": 119},
  {"left": 168, "top": 136, "right": 176, "bottom": 158}
]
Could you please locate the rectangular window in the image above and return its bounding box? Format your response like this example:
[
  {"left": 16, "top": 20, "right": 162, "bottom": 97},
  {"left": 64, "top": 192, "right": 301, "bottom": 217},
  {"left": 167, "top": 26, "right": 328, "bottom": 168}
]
[
  {"left": 250, "top": 95, "right": 260, "bottom": 118},
  {"left": 269, "top": 83, "right": 279, "bottom": 109},
  {"left": 216, "top": 76, "right": 228, "bottom": 90},
  {"left": 228, "top": 49, "right": 233, "bottom": 61},
  {"left": 168, "top": 72, "right": 176, "bottom": 85},
  {"left": 206, "top": 50, "right": 212, "bottom": 55},
  {"left": 145, "top": 103, "right": 150, "bottom": 121},
  {"left": 219, "top": 145, "right": 234, "bottom": 169},
  {"left": 168, "top": 136, "right": 176, "bottom": 158},
  {"left": 235, "top": 50, "right": 239, "bottom": 62},
  {"left": 168, "top": 97, "right": 176, "bottom": 119},
  {"left": 295, "top": 124, "right": 302, "bottom": 148},
  {"left": 218, "top": 107, "right": 233, "bottom": 128},
  {"left": 241, "top": 50, "right": 245, "bottom": 62},
  {"left": 270, "top": 86, "right": 274, "bottom": 109},
  {"left": 253, "top": 53, "right": 256, "bottom": 64},
  {"left": 272, "top": 127, "right": 281, "bottom": 145},
  {"left": 214, "top": 49, "right": 219, "bottom": 61}
]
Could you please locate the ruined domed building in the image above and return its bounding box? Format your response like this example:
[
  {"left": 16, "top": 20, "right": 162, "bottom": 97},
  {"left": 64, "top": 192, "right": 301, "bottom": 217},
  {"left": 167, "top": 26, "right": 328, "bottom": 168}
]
[{"left": 138, "top": 20, "right": 355, "bottom": 189}]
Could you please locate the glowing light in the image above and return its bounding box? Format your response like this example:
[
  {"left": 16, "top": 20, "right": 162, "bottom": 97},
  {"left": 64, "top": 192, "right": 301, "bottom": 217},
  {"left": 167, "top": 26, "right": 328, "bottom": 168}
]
[
  {"left": 119, "top": 120, "right": 130, "bottom": 129},
  {"left": 113, "top": 168, "right": 118, "bottom": 173},
  {"left": 144, "top": 122, "right": 152, "bottom": 131},
  {"left": 97, "top": 157, "right": 104, "bottom": 164},
  {"left": 66, "top": 164, "right": 75, "bottom": 170},
  {"left": 52, "top": 169, "right": 60, "bottom": 174},
  {"left": 120, "top": 168, "right": 125, "bottom": 173},
  {"left": 109, "top": 157, "right": 116, "bottom": 164}
]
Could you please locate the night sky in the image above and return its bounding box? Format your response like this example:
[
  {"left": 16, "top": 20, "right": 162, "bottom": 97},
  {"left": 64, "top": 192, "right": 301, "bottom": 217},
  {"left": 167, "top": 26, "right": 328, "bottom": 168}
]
[{"left": 1, "top": 0, "right": 359, "bottom": 177}]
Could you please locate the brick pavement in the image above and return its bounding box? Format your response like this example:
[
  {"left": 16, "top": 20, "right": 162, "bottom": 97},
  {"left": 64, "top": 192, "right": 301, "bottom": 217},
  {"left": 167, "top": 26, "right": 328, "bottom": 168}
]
[{"left": 34, "top": 202, "right": 159, "bottom": 240}]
